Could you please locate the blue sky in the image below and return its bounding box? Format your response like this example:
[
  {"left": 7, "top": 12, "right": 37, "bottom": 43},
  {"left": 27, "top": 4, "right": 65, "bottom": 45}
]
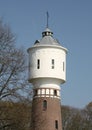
[{"left": 0, "top": 0, "right": 92, "bottom": 108}]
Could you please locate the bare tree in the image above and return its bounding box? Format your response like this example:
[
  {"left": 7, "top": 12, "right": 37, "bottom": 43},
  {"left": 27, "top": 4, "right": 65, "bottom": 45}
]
[
  {"left": 0, "top": 19, "right": 33, "bottom": 129},
  {"left": 0, "top": 20, "right": 32, "bottom": 101}
]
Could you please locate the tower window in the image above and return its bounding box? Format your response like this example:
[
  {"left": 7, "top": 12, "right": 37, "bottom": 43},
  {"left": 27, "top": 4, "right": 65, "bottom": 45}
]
[
  {"left": 52, "top": 59, "right": 55, "bottom": 69},
  {"left": 55, "top": 120, "right": 58, "bottom": 129},
  {"left": 63, "top": 62, "right": 64, "bottom": 71},
  {"left": 43, "top": 100, "right": 47, "bottom": 111},
  {"left": 37, "top": 59, "right": 40, "bottom": 69},
  {"left": 54, "top": 90, "right": 57, "bottom": 96}
]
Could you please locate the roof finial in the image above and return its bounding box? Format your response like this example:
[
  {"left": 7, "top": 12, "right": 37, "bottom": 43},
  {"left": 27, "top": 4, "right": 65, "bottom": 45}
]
[{"left": 46, "top": 11, "right": 49, "bottom": 28}]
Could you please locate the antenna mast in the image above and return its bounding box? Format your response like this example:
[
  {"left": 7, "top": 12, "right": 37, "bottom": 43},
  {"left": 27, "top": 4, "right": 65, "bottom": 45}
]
[{"left": 46, "top": 12, "right": 49, "bottom": 28}]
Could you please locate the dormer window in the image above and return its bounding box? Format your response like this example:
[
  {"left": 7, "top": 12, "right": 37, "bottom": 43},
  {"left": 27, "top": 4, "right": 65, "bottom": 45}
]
[{"left": 34, "top": 40, "right": 40, "bottom": 45}]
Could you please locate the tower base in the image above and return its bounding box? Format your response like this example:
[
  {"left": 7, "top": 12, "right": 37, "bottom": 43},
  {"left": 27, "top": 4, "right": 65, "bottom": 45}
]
[{"left": 31, "top": 97, "right": 62, "bottom": 130}]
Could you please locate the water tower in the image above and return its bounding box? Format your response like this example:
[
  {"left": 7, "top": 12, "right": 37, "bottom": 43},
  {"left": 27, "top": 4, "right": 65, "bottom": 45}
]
[{"left": 27, "top": 25, "right": 67, "bottom": 130}]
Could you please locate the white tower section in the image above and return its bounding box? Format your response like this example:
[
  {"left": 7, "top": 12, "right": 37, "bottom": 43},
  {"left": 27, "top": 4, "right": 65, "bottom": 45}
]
[{"left": 27, "top": 28, "right": 67, "bottom": 98}]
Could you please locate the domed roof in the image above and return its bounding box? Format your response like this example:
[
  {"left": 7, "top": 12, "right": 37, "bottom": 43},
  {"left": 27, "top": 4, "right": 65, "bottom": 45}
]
[{"left": 34, "top": 28, "right": 61, "bottom": 46}]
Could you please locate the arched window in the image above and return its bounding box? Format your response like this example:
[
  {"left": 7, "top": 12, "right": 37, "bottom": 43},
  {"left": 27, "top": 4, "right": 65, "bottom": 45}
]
[{"left": 43, "top": 100, "right": 47, "bottom": 110}]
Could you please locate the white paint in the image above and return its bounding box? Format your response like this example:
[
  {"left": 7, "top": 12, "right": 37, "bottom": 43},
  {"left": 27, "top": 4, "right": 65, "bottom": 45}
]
[
  {"left": 27, "top": 29, "right": 67, "bottom": 93},
  {"left": 46, "top": 89, "right": 49, "bottom": 94},
  {"left": 50, "top": 89, "right": 53, "bottom": 95},
  {"left": 32, "top": 78, "right": 61, "bottom": 89},
  {"left": 57, "top": 91, "right": 60, "bottom": 96},
  {"left": 33, "top": 88, "right": 61, "bottom": 99},
  {"left": 28, "top": 46, "right": 67, "bottom": 86},
  {"left": 42, "top": 89, "right": 45, "bottom": 94},
  {"left": 38, "top": 89, "right": 40, "bottom": 95}
]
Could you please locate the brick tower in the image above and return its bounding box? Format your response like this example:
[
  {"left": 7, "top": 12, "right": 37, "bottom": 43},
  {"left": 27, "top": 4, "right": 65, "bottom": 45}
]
[{"left": 27, "top": 27, "right": 67, "bottom": 130}]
